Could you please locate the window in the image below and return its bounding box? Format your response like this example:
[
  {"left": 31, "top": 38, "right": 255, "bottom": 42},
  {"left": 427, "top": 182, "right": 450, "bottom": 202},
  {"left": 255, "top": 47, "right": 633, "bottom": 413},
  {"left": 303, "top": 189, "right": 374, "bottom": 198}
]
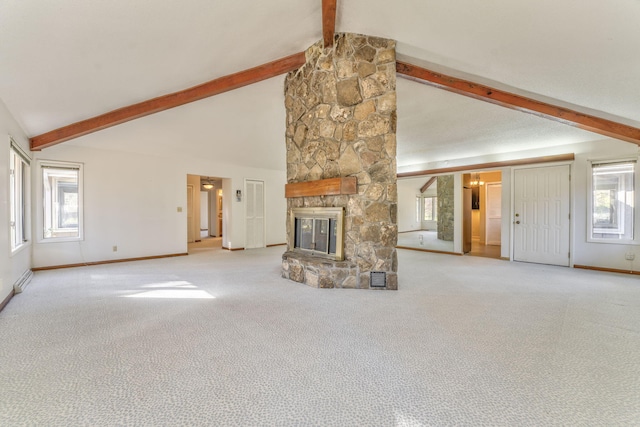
[
  {"left": 423, "top": 196, "right": 437, "bottom": 221},
  {"left": 40, "top": 161, "right": 83, "bottom": 241},
  {"left": 590, "top": 160, "right": 635, "bottom": 242},
  {"left": 9, "top": 139, "right": 30, "bottom": 251}
]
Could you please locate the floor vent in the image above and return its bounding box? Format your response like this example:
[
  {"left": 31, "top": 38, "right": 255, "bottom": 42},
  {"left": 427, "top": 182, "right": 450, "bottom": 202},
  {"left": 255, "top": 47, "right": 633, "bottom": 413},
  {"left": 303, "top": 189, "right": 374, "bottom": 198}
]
[
  {"left": 13, "top": 270, "right": 33, "bottom": 294},
  {"left": 370, "top": 271, "right": 386, "bottom": 288}
]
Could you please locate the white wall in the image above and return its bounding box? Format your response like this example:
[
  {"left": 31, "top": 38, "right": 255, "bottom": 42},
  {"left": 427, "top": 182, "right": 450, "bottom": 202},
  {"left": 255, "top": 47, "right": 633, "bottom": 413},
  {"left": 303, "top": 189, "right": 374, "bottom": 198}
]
[
  {"left": 397, "top": 138, "right": 640, "bottom": 272},
  {"left": 571, "top": 139, "right": 640, "bottom": 271},
  {"left": 222, "top": 179, "right": 234, "bottom": 248},
  {"left": 31, "top": 143, "right": 287, "bottom": 268},
  {"left": 208, "top": 181, "right": 222, "bottom": 237},
  {"left": 7, "top": 98, "right": 639, "bottom": 276},
  {"left": 453, "top": 173, "right": 463, "bottom": 254},
  {"left": 500, "top": 167, "right": 511, "bottom": 259},
  {"left": 499, "top": 138, "right": 638, "bottom": 270},
  {"left": 200, "top": 191, "right": 208, "bottom": 233},
  {"left": 0, "top": 98, "right": 32, "bottom": 303},
  {"left": 397, "top": 177, "right": 423, "bottom": 232}
]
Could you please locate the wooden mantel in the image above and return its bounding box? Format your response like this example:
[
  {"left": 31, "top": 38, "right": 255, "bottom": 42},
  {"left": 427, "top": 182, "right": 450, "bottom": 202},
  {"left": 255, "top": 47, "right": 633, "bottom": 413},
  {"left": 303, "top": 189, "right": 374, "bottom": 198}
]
[{"left": 285, "top": 177, "right": 357, "bottom": 198}]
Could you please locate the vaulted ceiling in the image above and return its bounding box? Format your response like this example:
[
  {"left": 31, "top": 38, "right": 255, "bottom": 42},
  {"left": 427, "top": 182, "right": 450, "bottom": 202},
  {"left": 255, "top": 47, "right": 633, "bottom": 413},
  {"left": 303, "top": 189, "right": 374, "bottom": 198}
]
[{"left": 1, "top": 0, "right": 639, "bottom": 172}]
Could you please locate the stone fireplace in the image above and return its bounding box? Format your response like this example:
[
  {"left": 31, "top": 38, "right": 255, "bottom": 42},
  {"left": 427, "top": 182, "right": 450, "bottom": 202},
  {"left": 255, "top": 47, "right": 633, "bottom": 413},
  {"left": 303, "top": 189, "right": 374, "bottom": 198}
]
[{"left": 281, "top": 33, "right": 398, "bottom": 290}]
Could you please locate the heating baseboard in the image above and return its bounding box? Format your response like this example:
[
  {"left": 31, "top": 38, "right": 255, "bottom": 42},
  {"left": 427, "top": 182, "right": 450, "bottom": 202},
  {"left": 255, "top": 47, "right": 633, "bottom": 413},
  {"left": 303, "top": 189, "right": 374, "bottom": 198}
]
[{"left": 13, "top": 270, "right": 33, "bottom": 294}]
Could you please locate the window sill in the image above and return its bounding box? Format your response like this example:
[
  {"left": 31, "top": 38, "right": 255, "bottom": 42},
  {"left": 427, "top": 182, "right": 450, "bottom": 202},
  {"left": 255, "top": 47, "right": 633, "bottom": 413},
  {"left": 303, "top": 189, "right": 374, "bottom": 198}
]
[
  {"left": 10, "top": 241, "right": 31, "bottom": 257},
  {"left": 586, "top": 239, "right": 639, "bottom": 245},
  {"left": 37, "top": 236, "right": 83, "bottom": 244}
]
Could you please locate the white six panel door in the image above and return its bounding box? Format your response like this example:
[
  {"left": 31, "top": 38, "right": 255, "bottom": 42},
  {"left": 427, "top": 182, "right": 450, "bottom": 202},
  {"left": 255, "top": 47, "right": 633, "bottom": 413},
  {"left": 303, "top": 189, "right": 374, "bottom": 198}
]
[{"left": 513, "top": 165, "right": 570, "bottom": 266}]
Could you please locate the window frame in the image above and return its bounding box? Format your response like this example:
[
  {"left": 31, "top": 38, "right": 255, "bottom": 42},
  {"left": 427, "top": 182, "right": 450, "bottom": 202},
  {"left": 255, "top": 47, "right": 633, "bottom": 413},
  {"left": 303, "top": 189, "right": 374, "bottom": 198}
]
[
  {"left": 37, "top": 159, "right": 84, "bottom": 243},
  {"left": 587, "top": 158, "right": 639, "bottom": 245},
  {"left": 9, "top": 138, "right": 31, "bottom": 254}
]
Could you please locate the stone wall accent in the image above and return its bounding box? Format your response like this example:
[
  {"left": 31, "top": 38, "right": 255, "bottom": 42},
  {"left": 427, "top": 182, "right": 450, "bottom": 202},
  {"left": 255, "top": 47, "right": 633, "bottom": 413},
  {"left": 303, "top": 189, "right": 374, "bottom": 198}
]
[
  {"left": 437, "top": 175, "right": 454, "bottom": 242},
  {"left": 283, "top": 33, "right": 398, "bottom": 290}
]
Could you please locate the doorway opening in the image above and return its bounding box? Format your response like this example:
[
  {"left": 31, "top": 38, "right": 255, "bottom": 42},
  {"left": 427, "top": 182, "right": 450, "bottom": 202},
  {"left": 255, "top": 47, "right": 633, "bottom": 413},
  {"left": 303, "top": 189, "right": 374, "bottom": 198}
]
[
  {"left": 463, "top": 170, "right": 502, "bottom": 259},
  {"left": 187, "top": 174, "right": 225, "bottom": 254}
]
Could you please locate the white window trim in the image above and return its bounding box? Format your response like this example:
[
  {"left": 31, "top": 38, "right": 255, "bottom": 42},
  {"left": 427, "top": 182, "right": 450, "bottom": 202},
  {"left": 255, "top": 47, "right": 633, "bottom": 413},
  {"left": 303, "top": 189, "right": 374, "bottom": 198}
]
[
  {"left": 9, "top": 137, "right": 31, "bottom": 254},
  {"left": 36, "top": 159, "right": 84, "bottom": 243},
  {"left": 587, "top": 157, "right": 639, "bottom": 245}
]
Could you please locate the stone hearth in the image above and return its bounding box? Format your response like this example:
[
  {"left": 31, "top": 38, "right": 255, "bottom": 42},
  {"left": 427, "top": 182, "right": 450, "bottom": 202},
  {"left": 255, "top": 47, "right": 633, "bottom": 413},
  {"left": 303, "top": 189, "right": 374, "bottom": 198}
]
[{"left": 282, "top": 251, "right": 356, "bottom": 288}]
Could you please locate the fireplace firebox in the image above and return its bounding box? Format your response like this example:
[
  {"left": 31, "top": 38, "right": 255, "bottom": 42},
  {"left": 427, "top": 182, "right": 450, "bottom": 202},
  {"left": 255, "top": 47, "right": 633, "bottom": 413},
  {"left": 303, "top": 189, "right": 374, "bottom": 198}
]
[{"left": 290, "top": 207, "right": 344, "bottom": 261}]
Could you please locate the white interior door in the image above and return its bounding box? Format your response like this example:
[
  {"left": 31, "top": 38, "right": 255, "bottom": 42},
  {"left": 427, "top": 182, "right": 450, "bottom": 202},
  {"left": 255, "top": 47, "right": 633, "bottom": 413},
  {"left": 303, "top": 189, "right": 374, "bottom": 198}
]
[
  {"left": 513, "top": 165, "right": 570, "bottom": 266},
  {"left": 486, "top": 183, "right": 502, "bottom": 245},
  {"left": 245, "top": 180, "right": 265, "bottom": 249}
]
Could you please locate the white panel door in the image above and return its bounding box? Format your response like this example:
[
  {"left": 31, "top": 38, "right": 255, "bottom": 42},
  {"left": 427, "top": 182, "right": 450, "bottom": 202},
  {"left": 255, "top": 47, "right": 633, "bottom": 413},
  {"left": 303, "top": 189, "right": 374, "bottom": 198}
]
[
  {"left": 245, "top": 180, "right": 265, "bottom": 249},
  {"left": 513, "top": 165, "right": 570, "bottom": 266},
  {"left": 486, "top": 183, "right": 502, "bottom": 246}
]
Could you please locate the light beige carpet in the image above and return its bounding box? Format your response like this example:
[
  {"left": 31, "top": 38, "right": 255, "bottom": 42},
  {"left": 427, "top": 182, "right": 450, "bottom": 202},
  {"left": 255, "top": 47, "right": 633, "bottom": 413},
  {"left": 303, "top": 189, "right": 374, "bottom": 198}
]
[{"left": 1, "top": 247, "right": 639, "bottom": 425}]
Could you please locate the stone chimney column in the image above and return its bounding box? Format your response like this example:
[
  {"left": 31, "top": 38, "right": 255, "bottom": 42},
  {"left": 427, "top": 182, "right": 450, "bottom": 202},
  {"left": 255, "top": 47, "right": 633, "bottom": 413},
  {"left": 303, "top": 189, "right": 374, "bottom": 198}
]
[{"left": 282, "top": 33, "right": 398, "bottom": 290}]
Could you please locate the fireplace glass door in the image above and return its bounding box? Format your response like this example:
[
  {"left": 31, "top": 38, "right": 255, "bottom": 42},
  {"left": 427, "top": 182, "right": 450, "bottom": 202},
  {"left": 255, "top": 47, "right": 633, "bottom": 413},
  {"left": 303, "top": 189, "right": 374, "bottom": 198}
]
[
  {"left": 314, "top": 219, "right": 329, "bottom": 253},
  {"left": 291, "top": 207, "right": 344, "bottom": 260},
  {"left": 296, "top": 218, "right": 314, "bottom": 251},
  {"left": 295, "top": 218, "right": 330, "bottom": 254},
  {"left": 328, "top": 219, "right": 337, "bottom": 255}
]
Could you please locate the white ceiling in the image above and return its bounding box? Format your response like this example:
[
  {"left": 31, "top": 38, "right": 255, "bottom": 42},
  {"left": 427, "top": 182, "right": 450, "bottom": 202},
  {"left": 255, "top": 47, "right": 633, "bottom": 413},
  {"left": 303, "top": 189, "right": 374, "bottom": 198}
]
[
  {"left": 67, "top": 76, "right": 288, "bottom": 171},
  {"left": 1, "top": 0, "right": 639, "bottom": 172},
  {"left": 394, "top": 78, "right": 603, "bottom": 170}
]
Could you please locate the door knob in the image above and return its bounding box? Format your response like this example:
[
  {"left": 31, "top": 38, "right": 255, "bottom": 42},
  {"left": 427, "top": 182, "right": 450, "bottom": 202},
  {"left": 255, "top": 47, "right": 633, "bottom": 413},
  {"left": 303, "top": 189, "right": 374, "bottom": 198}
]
[{"left": 515, "top": 221, "right": 520, "bottom": 224}]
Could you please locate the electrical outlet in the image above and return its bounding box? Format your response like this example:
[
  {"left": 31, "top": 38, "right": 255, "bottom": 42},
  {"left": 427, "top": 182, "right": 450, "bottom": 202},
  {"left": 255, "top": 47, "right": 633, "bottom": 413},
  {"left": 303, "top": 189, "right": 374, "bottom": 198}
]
[
  {"left": 625, "top": 252, "right": 635, "bottom": 261},
  {"left": 112, "top": 246, "right": 118, "bottom": 252}
]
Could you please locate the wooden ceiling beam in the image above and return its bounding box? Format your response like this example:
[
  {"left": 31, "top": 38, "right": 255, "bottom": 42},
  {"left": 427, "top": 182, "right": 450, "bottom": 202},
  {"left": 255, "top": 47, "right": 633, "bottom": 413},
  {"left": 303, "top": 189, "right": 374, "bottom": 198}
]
[
  {"left": 322, "top": 0, "right": 337, "bottom": 48},
  {"left": 420, "top": 177, "right": 436, "bottom": 193},
  {"left": 397, "top": 153, "right": 575, "bottom": 178},
  {"left": 30, "top": 52, "right": 307, "bottom": 151},
  {"left": 396, "top": 61, "right": 640, "bottom": 146}
]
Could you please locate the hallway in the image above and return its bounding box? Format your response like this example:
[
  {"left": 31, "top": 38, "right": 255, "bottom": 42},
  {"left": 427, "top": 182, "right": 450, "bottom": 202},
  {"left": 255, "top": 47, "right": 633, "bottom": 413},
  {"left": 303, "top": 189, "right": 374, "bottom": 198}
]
[
  {"left": 469, "top": 240, "right": 502, "bottom": 259},
  {"left": 188, "top": 236, "right": 222, "bottom": 254}
]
